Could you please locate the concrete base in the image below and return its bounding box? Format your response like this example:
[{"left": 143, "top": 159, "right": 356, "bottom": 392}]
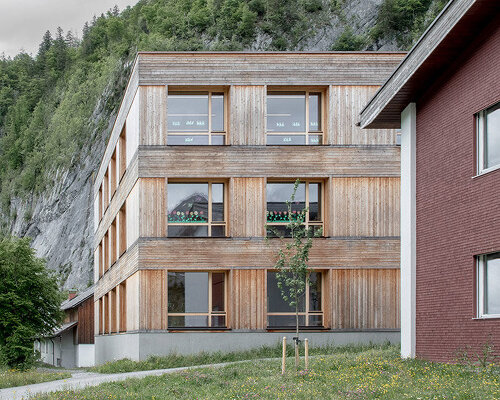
[
  {"left": 95, "top": 330, "right": 400, "bottom": 365},
  {"left": 76, "top": 344, "right": 95, "bottom": 367}
]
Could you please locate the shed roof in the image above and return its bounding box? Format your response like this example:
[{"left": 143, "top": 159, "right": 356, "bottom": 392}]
[
  {"left": 359, "top": 0, "right": 500, "bottom": 129},
  {"left": 61, "top": 285, "right": 94, "bottom": 311}
]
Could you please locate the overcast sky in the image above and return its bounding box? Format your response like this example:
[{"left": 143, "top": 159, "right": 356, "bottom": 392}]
[{"left": 0, "top": 0, "right": 139, "bottom": 58}]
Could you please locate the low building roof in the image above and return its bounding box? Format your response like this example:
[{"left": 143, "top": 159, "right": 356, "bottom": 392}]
[
  {"left": 359, "top": 0, "right": 499, "bottom": 129},
  {"left": 61, "top": 285, "right": 94, "bottom": 311}
]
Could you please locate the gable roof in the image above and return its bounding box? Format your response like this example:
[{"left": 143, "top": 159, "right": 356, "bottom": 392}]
[
  {"left": 359, "top": 0, "right": 500, "bottom": 129},
  {"left": 61, "top": 285, "right": 94, "bottom": 311}
]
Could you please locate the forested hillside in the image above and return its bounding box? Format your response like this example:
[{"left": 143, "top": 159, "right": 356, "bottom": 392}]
[{"left": 0, "top": 0, "right": 447, "bottom": 289}]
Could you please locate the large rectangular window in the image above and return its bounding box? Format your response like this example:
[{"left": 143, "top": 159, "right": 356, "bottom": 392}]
[
  {"left": 477, "top": 102, "right": 500, "bottom": 174},
  {"left": 167, "top": 271, "right": 226, "bottom": 328},
  {"left": 267, "top": 271, "right": 323, "bottom": 328},
  {"left": 167, "top": 91, "right": 226, "bottom": 145},
  {"left": 266, "top": 181, "right": 323, "bottom": 237},
  {"left": 267, "top": 91, "right": 323, "bottom": 145},
  {"left": 167, "top": 182, "right": 226, "bottom": 237},
  {"left": 477, "top": 253, "right": 500, "bottom": 318}
]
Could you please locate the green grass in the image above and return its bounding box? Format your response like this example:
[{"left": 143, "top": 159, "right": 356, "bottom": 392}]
[
  {"left": 0, "top": 368, "right": 71, "bottom": 389},
  {"left": 89, "top": 342, "right": 385, "bottom": 374},
  {"left": 34, "top": 346, "right": 499, "bottom": 399}
]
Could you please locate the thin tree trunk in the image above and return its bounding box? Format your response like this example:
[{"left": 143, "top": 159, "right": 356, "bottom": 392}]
[{"left": 295, "top": 292, "right": 299, "bottom": 369}]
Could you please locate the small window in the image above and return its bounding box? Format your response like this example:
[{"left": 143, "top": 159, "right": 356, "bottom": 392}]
[
  {"left": 266, "top": 181, "right": 323, "bottom": 237},
  {"left": 477, "top": 102, "right": 500, "bottom": 174},
  {"left": 167, "top": 182, "right": 226, "bottom": 237},
  {"left": 167, "top": 91, "right": 226, "bottom": 145},
  {"left": 267, "top": 91, "right": 323, "bottom": 145},
  {"left": 267, "top": 271, "right": 323, "bottom": 328},
  {"left": 477, "top": 253, "right": 500, "bottom": 318},
  {"left": 167, "top": 271, "right": 226, "bottom": 328}
]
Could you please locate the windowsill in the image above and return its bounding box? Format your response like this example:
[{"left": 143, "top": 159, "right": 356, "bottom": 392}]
[
  {"left": 473, "top": 315, "right": 500, "bottom": 320},
  {"left": 266, "top": 327, "right": 327, "bottom": 331},
  {"left": 473, "top": 164, "right": 500, "bottom": 178},
  {"left": 167, "top": 327, "right": 231, "bottom": 332}
]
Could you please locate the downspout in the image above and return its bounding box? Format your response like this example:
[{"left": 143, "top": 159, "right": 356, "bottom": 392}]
[{"left": 50, "top": 338, "right": 55, "bottom": 366}]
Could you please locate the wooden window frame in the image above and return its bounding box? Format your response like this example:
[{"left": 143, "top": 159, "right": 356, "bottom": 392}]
[
  {"left": 266, "top": 270, "right": 325, "bottom": 328},
  {"left": 119, "top": 125, "right": 126, "bottom": 182},
  {"left": 266, "top": 88, "right": 326, "bottom": 145},
  {"left": 110, "top": 219, "right": 117, "bottom": 266},
  {"left": 119, "top": 204, "right": 127, "bottom": 256},
  {"left": 167, "top": 89, "right": 228, "bottom": 145},
  {"left": 111, "top": 288, "right": 117, "bottom": 333},
  {"left": 167, "top": 180, "right": 228, "bottom": 237},
  {"left": 266, "top": 179, "right": 325, "bottom": 236},
  {"left": 119, "top": 281, "right": 127, "bottom": 332},
  {"left": 110, "top": 150, "right": 117, "bottom": 200},
  {"left": 167, "top": 271, "right": 228, "bottom": 329}
]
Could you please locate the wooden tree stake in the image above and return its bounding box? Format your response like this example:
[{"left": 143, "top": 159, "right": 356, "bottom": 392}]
[
  {"left": 282, "top": 336, "right": 286, "bottom": 375},
  {"left": 295, "top": 340, "right": 299, "bottom": 369},
  {"left": 304, "top": 338, "right": 309, "bottom": 370}
]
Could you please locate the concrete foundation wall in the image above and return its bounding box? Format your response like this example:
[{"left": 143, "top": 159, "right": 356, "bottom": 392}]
[
  {"left": 95, "top": 330, "right": 400, "bottom": 365},
  {"left": 76, "top": 344, "right": 95, "bottom": 367}
]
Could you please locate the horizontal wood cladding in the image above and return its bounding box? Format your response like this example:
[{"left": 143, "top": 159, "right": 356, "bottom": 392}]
[
  {"left": 330, "top": 86, "right": 397, "bottom": 145},
  {"left": 140, "top": 270, "right": 168, "bottom": 330},
  {"left": 229, "top": 86, "right": 266, "bottom": 145},
  {"left": 77, "top": 297, "right": 95, "bottom": 344},
  {"left": 229, "top": 178, "right": 266, "bottom": 237},
  {"left": 139, "top": 178, "right": 166, "bottom": 238},
  {"left": 330, "top": 268, "right": 400, "bottom": 329},
  {"left": 138, "top": 146, "right": 400, "bottom": 178},
  {"left": 330, "top": 177, "right": 400, "bottom": 237},
  {"left": 136, "top": 53, "right": 406, "bottom": 86},
  {"left": 140, "top": 86, "right": 167, "bottom": 146},
  {"left": 138, "top": 238, "right": 399, "bottom": 269},
  {"left": 230, "top": 269, "right": 266, "bottom": 330}
]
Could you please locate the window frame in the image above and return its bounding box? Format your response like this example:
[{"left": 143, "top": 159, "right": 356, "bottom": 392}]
[
  {"left": 265, "top": 179, "right": 324, "bottom": 237},
  {"left": 476, "top": 101, "right": 500, "bottom": 175},
  {"left": 167, "top": 179, "right": 228, "bottom": 237},
  {"left": 167, "top": 271, "right": 228, "bottom": 329},
  {"left": 477, "top": 253, "right": 500, "bottom": 319},
  {"left": 167, "top": 89, "right": 228, "bottom": 145},
  {"left": 266, "top": 270, "right": 325, "bottom": 329},
  {"left": 266, "top": 88, "right": 326, "bottom": 145}
]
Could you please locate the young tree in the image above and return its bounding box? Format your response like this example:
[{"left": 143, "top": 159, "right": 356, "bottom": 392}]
[
  {"left": 0, "top": 236, "right": 64, "bottom": 369},
  {"left": 267, "top": 179, "right": 319, "bottom": 369}
]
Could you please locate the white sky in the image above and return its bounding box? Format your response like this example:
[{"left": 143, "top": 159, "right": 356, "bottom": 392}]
[{"left": 0, "top": 0, "right": 139, "bottom": 58}]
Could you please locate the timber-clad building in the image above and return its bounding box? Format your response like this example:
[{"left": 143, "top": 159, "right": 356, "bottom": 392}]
[{"left": 93, "top": 52, "right": 405, "bottom": 363}]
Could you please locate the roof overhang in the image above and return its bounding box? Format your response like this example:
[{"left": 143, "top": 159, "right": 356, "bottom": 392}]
[{"left": 359, "top": 0, "right": 500, "bottom": 129}]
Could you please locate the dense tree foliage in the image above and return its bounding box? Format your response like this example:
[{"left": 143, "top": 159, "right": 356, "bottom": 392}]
[{"left": 0, "top": 236, "right": 64, "bottom": 369}]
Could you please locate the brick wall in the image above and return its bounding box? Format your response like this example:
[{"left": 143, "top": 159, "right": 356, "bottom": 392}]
[{"left": 415, "top": 19, "right": 500, "bottom": 362}]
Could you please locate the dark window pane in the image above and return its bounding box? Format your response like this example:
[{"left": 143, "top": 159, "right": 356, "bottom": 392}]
[
  {"left": 168, "top": 183, "right": 208, "bottom": 222},
  {"left": 308, "top": 135, "right": 322, "bottom": 145},
  {"left": 309, "top": 183, "right": 321, "bottom": 221},
  {"left": 212, "top": 94, "right": 224, "bottom": 132},
  {"left": 168, "top": 272, "right": 185, "bottom": 313},
  {"left": 211, "top": 135, "right": 225, "bottom": 145},
  {"left": 168, "top": 272, "right": 208, "bottom": 313},
  {"left": 308, "top": 315, "right": 323, "bottom": 327},
  {"left": 168, "top": 225, "right": 208, "bottom": 237},
  {"left": 168, "top": 94, "right": 209, "bottom": 132},
  {"left": 267, "top": 183, "right": 305, "bottom": 222},
  {"left": 267, "top": 272, "right": 305, "bottom": 313},
  {"left": 211, "top": 315, "right": 226, "bottom": 328},
  {"left": 168, "top": 316, "right": 209, "bottom": 328},
  {"left": 485, "top": 254, "right": 500, "bottom": 315},
  {"left": 267, "top": 135, "right": 306, "bottom": 145},
  {"left": 212, "top": 273, "right": 225, "bottom": 312},
  {"left": 267, "top": 93, "right": 306, "bottom": 132},
  {"left": 309, "top": 272, "right": 322, "bottom": 311},
  {"left": 309, "top": 93, "right": 321, "bottom": 131},
  {"left": 266, "top": 225, "right": 292, "bottom": 238},
  {"left": 211, "top": 225, "right": 225, "bottom": 237},
  {"left": 268, "top": 315, "right": 306, "bottom": 327},
  {"left": 167, "top": 135, "right": 209, "bottom": 145},
  {"left": 212, "top": 183, "right": 224, "bottom": 221},
  {"left": 485, "top": 103, "right": 500, "bottom": 169}
]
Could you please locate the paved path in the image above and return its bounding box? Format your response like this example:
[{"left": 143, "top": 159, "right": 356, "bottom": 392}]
[{"left": 0, "top": 362, "right": 242, "bottom": 399}]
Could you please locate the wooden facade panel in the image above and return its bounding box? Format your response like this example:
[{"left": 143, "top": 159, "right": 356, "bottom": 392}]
[
  {"left": 330, "top": 86, "right": 397, "bottom": 145},
  {"left": 229, "top": 178, "right": 265, "bottom": 237},
  {"left": 126, "top": 272, "right": 140, "bottom": 332},
  {"left": 140, "top": 86, "right": 167, "bottom": 146},
  {"left": 330, "top": 269, "right": 400, "bottom": 330},
  {"left": 77, "top": 297, "right": 95, "bottom": 344},
  {"left": 331, "top": 177, "right": 400, "bottom": 237},
  {"left": 126, "top": 182, "right": 140, "bottom": 249},
  {"left": 230, "top": 269, "right": 266, "bottom": 330},
  {"left": 140, "top": 270, "right": 167, "bottom": 330},
  {"left": 229, "top": 86, "right": 265, "bottom": 145},
  {"left": 139, "top": 146, "right": 400, "bottom": 178},
  {"left": 139, "top": 178, "right": 166, "bottom": 237},
  {"left": 138, "top": 238, "right": 400, "bottom": 269},
  {"left": 126, "top": 90, "right": 140, "bottom": 168}
]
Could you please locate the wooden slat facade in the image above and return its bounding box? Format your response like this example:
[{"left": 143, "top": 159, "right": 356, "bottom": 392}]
[
  {"left": 230, "top": 269, "right": 266, "bottom": 330},
  {"left": 229, "top": 85, "right": 266, "bottom": 145}
]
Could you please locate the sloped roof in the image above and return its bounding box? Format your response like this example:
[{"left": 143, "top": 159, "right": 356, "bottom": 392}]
[{"left": 61, "top": 285, "right": 94, "bottom": 311}]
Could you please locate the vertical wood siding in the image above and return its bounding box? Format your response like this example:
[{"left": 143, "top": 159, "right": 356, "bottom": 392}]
[
  {"left": 139, "top": 178, "right": 166, "bottom": 237},
  {"left": 229, "top": 178, "right": 265, "bottom": 237},
  {"left": 126, "top": 182, "right": 140, "bottom": 248},
  {"left": 140, "top": 270, "right": 168, "bottom": 330},
  {"left": 77, "top": 297, "right": 94, "bottom": 344},
  {"left": 330, "top": 177, "right": 400, "bottom": 237},
  {"left": 126, "top": 91, "right": 140, "bottom": 167},
  {"left": 140, "top": 86, "right": 167, "bottom": 146},
  {"left": 230, "top": 269, "right": 266, "bottom": 330},
  {"left": 126, "top": 272, "right": 140, "bottom": 332},
  {"left": 229, "top": 86, "right": 265, "bottom": 145}
]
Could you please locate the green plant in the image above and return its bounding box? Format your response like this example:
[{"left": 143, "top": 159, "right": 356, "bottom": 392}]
[{"left": 331, "top": 26, "right": 366, "bottom": 51}]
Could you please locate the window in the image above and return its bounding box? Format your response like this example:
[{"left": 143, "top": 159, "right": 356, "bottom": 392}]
[
  {"left": 267, "top": 91, "right": 323, "bottom": 145},
  {"left": 477, "top": 102, "right": 500, "bottom": 174},
  {"left": 119, "top": 125, "right": 126, "bottom": 181},
  {"left": 266, "top": 181, "right": 323, "bottom": 237},
  {"left": 167, "top": 91, "right": 226, "bottom": 145},
  {"left": 477, "top": 253, "right": 500, "bottom": 318},
  {"left": 167, "top": 271, "right": 226, "bottom": 328},
  {"left": 119, "top": 281, "right": 127, "bottom": 332},
  {"left": 119, "top": 204, "right": 127, "bottom": 256},
  {"left": 267, "top": 271, "right": 323, "bottom": 328},
  {"left": 167, "top": 182, "right": 226, "bottom": 237}
]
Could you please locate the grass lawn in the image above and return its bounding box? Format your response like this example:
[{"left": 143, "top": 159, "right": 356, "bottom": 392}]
[
  {"left": 33, "top": 346, "right": 499, "bottom": 399},
  {"left": 0, "top": 368, "right": 71, "bottom": 389}
]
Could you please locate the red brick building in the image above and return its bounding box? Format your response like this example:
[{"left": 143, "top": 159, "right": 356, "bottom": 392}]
[{"left": 360, "top": 0, "right": 500, "bottom": 362}]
